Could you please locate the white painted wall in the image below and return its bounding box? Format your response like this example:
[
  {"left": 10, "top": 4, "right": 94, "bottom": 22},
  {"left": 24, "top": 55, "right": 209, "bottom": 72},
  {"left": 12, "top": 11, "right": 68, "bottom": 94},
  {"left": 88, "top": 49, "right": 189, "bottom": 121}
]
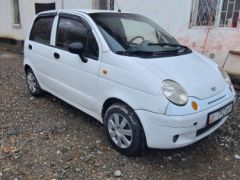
[
  {"left": 0, "top": 0, "right": 91, "bottom": 40},
  {"left": 118, "top": 0, "right": 240, "bottom": 65},
  {"left": 118, "top": 0, "right": 192, "bottom": 35},
  {"left": 0, "top": 0, "right": 239, "bottom": 65},
  {"left": 62, "top": 0, "right": 92, "bottom": 9}
]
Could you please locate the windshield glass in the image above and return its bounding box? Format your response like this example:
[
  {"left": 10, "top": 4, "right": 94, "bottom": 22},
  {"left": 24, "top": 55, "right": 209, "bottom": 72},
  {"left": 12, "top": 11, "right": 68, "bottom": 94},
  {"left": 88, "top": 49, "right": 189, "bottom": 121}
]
[{"left": 90, "top": 13, "right": 191, "bottom": 58}]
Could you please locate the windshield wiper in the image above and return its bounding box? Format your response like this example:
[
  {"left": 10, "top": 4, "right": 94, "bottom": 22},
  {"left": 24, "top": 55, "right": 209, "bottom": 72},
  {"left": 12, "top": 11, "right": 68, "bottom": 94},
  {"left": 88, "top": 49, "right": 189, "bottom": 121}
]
[
  {"left": 148, "top": 43, "right": 190, "bottom": 51},
  {"left": 116, "top": 50, "right": 154, "bottom": 56}
]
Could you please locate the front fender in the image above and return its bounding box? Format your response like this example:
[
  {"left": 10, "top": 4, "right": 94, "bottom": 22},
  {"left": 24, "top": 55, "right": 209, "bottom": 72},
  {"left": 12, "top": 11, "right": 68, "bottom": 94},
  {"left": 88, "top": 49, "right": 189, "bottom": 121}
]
[{"left": 97, "top": 77, "right": 169, "bottom": 118}]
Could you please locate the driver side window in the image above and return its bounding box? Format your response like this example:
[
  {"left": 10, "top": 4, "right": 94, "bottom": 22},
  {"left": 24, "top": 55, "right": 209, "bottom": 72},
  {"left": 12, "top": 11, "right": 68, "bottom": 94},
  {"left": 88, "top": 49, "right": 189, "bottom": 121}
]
[{"left": 56, "top": 17, "right": 99, "bottom": 60}]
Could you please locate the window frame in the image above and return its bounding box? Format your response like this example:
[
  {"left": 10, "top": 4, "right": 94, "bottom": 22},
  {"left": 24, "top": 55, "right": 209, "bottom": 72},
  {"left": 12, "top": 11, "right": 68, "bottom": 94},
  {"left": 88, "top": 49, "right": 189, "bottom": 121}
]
[
  {"left": 94, "top": 0, "right": 115, "bottom": 10},
  {"left": 11, "top": 0, "right": 21, "bottom": 27},
  {"left": 35, "top": 3, "right": 56, "bottom": 14},
  {"left": 190, "top": 0, "right": 240, "bottom": 29},
  {"left": 218, "top": 0, "right": 240, "bottom": 28},
  {"left": 55, "top": 13, "right": 100, "bottom": 60},
  {"left": 190, "top": 0, "right": 220, "bottom": 28},
  {"left": 29, "top": 13, "right": 57, "bottom": 45}
]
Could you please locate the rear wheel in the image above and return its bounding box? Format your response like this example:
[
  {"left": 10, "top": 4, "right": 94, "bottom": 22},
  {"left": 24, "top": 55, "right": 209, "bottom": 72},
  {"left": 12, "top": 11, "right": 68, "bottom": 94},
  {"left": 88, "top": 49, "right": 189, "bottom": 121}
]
[
  {"left": 104, "top": 103, "right": 146, "bottom": 156},
  {"left": 26, "top": 68, "right": 43, "bottom": 97}
]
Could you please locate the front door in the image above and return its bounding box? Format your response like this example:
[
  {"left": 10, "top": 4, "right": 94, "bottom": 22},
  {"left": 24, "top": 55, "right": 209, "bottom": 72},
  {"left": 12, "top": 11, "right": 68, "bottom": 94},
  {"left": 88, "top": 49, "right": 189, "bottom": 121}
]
[{"left": 51, "top": 14, "right": 101, "bottom": 111}]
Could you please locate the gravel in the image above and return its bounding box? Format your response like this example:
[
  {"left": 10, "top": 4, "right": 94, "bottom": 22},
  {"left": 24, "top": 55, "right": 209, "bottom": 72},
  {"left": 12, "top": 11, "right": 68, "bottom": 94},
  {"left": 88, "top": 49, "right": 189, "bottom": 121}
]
[
  {"left": 234, "top": 154, "right": 240, "bottom": 160},
  {"left": 113, "top": 170, "right": 122, "bottom": 177},
  {"left": 0, "top": 49, "right": 240, "bottom": 179}
]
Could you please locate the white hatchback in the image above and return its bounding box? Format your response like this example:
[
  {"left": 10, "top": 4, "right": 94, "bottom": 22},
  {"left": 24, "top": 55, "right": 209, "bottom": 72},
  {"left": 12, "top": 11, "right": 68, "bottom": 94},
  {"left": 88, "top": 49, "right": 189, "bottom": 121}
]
[{"left": 24, "top": 9, "right": 236, "bottom": 155}]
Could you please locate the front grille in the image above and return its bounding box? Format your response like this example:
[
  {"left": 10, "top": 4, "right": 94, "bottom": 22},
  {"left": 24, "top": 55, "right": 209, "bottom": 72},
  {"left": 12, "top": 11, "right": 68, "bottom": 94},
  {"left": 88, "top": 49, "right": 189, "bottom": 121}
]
[{"left": 196, "top": 119, "right": 221, "bottom": 136}]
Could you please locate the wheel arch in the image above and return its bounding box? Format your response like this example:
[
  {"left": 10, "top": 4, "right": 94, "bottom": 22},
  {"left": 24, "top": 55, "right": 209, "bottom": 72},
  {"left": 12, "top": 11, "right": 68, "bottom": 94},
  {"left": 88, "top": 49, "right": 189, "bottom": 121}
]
[
  {"left": 101, "top": 97, "right": 146, "bottom": 137},
  {"left": 23, "top": 63, "right": 43, "bottom": 89},
  {"left": 101, "top": 97, "right": 132, "bottom": 120},
  {"left": 24, "top": 64, "right": 32, "bottom": 73},
  {"left": 101, "top": 97, "right": 147, "bottom": 153}
]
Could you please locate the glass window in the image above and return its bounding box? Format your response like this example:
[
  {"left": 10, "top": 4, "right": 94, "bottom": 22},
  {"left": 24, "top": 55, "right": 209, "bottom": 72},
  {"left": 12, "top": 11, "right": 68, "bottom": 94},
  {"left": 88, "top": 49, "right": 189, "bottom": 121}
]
[
  {"left": 35, "top": 3, "right": 56, "bottom": 14},
  {"left": 86, "top": 32, "right": 99, "bottom": 59},
  {"left": 90, "top": 13, "right": 188, "bottom": 58},
  {"left": 219, "top": 0, "right": 240, "bottom": 28},
  {"left": 12, "top": 0, "right": 21, "bottom": 25},
  {"left": 121, "top": 19, "right": 159, "bottom": 44},
  {"left": 191, "top": 0, "right": 218, "bottom": 27},
  {"left": 191, "top": 0, "right": 240, "bottom": 28},
  {"left": 56, "top": 17, "right": 99, "bottom": 60},
  {"left": 97, "top": 0, "right": 114, "bottom": 10},
  {"left": 30, "top": 17, "right": 54, "bottom": 44}
]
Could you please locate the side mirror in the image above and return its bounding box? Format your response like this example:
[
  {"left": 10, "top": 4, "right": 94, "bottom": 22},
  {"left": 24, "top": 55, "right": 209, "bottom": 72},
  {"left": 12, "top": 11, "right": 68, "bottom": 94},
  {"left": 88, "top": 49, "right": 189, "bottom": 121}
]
[{"left": 68, "top": 42, "right": 88, "bottom": 63}]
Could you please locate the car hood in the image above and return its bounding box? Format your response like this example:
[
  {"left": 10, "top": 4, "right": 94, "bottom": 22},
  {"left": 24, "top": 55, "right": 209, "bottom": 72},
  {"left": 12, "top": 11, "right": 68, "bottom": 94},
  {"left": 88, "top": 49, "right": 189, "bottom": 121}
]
[{"left": 135, "top": 52, "right": 226, "bottom": 100}]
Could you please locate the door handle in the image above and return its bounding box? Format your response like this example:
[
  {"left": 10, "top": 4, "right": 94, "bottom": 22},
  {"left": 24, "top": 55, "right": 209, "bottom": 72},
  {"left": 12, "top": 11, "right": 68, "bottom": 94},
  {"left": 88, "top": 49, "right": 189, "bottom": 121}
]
[
  {"left": 54, "top": 52, "right": 60, "bottom": 59},
  {"left": 28, "top": 44, "right": 32, "bottom": 50}
]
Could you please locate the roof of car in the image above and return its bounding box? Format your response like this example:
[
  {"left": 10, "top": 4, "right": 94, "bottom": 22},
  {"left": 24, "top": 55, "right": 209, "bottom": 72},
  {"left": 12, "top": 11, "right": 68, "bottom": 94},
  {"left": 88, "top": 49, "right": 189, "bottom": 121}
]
[
  {"left": 38, "top": 9, "right": 123, "bottom": 15},
  {"left": 64, "top": 9, "right": 121, "bottom": 14}
]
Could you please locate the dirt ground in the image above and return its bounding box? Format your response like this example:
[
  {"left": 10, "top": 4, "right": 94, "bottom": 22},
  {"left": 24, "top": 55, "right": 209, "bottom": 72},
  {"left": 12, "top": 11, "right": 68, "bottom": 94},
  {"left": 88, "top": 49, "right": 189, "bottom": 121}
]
[{"left": 0, "top": 49, "right": 240, "bottom": 180}]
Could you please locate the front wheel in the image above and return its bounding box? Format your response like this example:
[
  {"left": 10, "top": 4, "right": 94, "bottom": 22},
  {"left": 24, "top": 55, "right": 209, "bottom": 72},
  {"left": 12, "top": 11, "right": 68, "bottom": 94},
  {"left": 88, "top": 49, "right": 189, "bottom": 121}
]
[{"left": 104, "top": 103, "right": 146, "bottom": 156}]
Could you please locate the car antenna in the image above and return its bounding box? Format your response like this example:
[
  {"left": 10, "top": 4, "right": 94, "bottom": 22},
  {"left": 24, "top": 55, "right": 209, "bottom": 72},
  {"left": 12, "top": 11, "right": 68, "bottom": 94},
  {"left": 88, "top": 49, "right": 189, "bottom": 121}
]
[{"left": 115, "top": 0, "right": 122, "bottom": 12}]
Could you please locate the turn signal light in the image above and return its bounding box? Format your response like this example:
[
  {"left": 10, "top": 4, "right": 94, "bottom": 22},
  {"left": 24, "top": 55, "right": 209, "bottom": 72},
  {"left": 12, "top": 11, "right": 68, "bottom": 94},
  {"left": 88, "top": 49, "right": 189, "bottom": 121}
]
[{"left": 192, "top": 101, "right": 199, "bottom": 111}]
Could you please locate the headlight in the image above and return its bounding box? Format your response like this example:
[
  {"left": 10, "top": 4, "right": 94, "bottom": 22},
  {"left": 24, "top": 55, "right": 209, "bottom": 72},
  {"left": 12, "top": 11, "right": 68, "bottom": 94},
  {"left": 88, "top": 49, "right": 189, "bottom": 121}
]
[
  {"left": 218, "top": 67, "right": 232, "bottom": 86},
  {"left": 162, "top": 80, "right": 188, "bottom": 106}
]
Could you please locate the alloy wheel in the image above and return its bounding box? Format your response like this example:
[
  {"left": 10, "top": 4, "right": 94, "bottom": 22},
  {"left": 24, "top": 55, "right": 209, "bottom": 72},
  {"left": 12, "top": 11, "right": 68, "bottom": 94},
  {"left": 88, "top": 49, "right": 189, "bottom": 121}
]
[
  {"left": 108, "top": 113, "right": 133, "bottom": 149},
  {"left": 27, "top": 72, "right": 37, "bottom": 93}
]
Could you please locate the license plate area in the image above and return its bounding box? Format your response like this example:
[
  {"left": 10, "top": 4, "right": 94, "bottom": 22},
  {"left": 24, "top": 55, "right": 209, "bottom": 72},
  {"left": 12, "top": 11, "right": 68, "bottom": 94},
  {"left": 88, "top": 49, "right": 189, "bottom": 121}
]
[{"left": 208, "top": 103, "right": 233, "bottom": 125}]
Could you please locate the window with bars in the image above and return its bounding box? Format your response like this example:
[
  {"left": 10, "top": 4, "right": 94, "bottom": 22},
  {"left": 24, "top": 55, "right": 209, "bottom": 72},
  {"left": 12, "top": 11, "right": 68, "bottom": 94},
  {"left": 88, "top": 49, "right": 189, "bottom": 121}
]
[
  {"left": 96, "top": 0, "right": 114, "bottom": 10},
  {"left": 12, "top": 0, "right": 21, "bottom": 25},
  {"left": 219, "top": 0, "right": 240, "bottom": 28},
  {"left": 191, "top": 0, "right": 240, "bottom": 28},
  {"left": 191, "top": 0, "right": 219, "bottom": 27}
]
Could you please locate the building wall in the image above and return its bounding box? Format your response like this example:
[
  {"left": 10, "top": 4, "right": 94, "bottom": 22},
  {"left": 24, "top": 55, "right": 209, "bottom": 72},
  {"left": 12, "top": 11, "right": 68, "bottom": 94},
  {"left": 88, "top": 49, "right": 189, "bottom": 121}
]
[
  {"left": 0, "top": 0, "right": 91, "bottom": 41},
  {"left": 62, "top": 0, "right": 92, "bottom": 9},
  {"left": 0, "top": 0, "right": 239, "bottom": 66},
  {"left": 118, "top": 0, "right": 240, "bottom": 66}
]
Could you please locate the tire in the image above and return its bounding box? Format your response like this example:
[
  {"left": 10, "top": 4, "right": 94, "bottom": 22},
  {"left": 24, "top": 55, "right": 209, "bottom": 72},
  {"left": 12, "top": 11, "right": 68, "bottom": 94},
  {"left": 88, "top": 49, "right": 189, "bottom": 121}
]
[
  {"left": 104, "top": 103, "right": 146, "bottom": 156},
  {"left": 25, "top": 68, "right": 43, "bottom": 97}
]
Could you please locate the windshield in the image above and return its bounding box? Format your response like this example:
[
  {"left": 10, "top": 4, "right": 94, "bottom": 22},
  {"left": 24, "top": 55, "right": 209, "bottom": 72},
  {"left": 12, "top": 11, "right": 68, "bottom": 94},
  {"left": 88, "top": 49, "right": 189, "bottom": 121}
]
[{"left": 90, "top": 13, "right": 191, "bottom": 58}]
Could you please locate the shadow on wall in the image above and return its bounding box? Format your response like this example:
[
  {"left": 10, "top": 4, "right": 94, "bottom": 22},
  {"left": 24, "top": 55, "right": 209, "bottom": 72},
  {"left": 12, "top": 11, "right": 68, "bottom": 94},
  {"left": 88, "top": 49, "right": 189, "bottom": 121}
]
[{"left": 0, "top": 37, "right": 24, "bottom": 53}]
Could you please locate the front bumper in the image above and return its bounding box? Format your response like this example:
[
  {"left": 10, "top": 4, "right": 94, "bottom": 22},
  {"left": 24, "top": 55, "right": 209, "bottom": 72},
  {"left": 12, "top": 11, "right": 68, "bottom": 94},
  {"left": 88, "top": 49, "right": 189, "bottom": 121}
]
[{"left": 135, "top": 87, "right": 236, "bottom": 149}]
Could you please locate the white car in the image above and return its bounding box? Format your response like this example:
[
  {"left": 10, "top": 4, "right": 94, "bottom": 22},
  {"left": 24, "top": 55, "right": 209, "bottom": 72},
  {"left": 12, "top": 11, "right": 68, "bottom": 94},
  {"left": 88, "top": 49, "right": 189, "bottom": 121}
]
[{"left": 24, "top": 9, "right": 236, "bottom": 156}]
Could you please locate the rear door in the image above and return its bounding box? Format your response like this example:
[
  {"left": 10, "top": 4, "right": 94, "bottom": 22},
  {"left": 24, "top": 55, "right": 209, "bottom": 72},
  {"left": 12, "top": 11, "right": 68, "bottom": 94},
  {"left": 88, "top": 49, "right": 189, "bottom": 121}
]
[
  {"left": 51, "top": 13, "right": 101, "bottom": 111},
  {"left": 26, "top": 13, "right": 57, "bottom": 90}
]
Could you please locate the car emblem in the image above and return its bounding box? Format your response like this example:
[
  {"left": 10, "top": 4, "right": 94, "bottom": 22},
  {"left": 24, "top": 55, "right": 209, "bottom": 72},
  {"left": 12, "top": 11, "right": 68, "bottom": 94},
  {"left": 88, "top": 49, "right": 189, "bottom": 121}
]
[{"left": 211, "top": 87, "right": 216, "bottom": 92}]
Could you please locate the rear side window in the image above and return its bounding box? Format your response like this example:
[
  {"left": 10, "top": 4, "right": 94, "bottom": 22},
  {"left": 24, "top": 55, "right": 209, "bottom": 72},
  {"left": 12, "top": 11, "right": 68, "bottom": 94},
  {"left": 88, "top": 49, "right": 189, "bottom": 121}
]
[
  {"left": 30, "top": 16, "right": 54, "bottom": 45},
  {"left": 56, "top": 17, "right": 99, "bottom": 60}
]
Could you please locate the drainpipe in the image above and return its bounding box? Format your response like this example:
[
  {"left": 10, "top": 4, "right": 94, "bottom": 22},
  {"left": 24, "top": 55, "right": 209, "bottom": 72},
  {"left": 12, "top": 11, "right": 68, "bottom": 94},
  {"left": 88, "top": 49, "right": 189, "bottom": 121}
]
[{"left": 202, "top": 13, "right": 214, "bottom": 54}]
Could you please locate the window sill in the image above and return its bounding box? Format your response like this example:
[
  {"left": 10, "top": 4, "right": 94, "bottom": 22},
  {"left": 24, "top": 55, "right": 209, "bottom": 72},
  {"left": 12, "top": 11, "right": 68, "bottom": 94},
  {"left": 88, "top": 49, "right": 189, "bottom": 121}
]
[
  {"left": 190, "top": 26, "right": 240, "bottom": 31},
  {"left": 12, "top": 24, "right": 21, "bottom": 29},
  {"left": 217, "top": 27, "right": 240, "bottom": 30}
]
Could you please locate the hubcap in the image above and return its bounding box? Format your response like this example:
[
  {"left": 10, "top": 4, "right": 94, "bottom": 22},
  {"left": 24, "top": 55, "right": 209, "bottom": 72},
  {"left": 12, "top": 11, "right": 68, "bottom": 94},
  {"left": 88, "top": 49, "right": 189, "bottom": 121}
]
[
  {"left": 27, "top": 72, "right": 37, "bottom": 93},
  {"left": 108, "top": 113, "right": 133, "bottom": 149}
]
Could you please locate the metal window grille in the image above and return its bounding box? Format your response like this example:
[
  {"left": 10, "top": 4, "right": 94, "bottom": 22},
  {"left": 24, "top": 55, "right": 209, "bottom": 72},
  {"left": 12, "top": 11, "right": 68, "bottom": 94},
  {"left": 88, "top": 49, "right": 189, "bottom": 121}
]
[
  {"left": 219, "top": 0, "right": 240, "bottom": 28},
  {"left": 12, "top": 0, "right": 21, "bottom": 24},
  {"left": 97, "top": 0, "right": 114, "bottom": 10},
  {"left": 191, "top": 0, "right": 240, "bottom": 28},
  {"left": 191, "top": 0, "right": 219, "bottom": 27}
]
